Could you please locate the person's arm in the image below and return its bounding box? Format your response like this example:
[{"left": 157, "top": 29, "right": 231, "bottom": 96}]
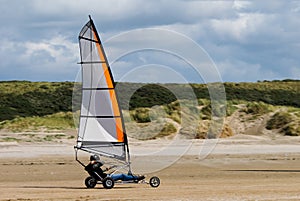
[
  {"left": 84, "top": 163, "right": 92, "bottom": 171},
  {"left": 103, "top": 165, "right": 116, "bottom": 172}
]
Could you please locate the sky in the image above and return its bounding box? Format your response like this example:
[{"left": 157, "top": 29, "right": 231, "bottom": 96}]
[{"left": 0, "top": 0, "right": 300, "bottom": 83}]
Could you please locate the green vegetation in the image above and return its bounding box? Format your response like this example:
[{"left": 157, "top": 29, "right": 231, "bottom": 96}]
[
  {"left": 116, "top": 80, "right": 299, "bottom": 109},
  {"left": 0, "top": 81, "right": 74, "bottom": 121},
  {"left": 226, "top": 101, "right": 239, "bottom": 116},
  {"left": 282, "top": 123, "right": 300, "bottom": 136},
  {"left": 223, "top": 81, "right": 299, "bottom": 107},
  {"left": 0, "top": 132, "right": 73, "bottom": 143},
  {"left": 267, "top": 111, "right": 300, "bottom": 136},
  {"left": 2, "top": 137, "right": 21, "bottom": 142},
  {"left": 122, "top": 84, "right": 177, "bottom": 109},
  {"left": 130, "top": 108, "right": 151, "bottom": 123},
  {"left": 155, "top": 123, "right": 177, "bottom": 138},
  {"left": 266, "top": 112, "right": 293, "bottom": 130},
  {"left": 0, "top": 80, "right": 299, "bottom": 139},
  {"left": 43, "top": 134, "right": 66, "bottom": 141},
  {"left": 0, "top": 112, "right": 74, "bottom": 132},
  {"left": 0, "top": 80, "right": 298, "bottom": 121},
  {"left": 163, "top": 101, "right": 181, "bottom": 123},
  {"left": 242, "top": 102, "right": 273, "bottom": 116}
]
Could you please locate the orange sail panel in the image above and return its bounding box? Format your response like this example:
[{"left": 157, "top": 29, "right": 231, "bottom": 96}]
[{"left": 76, "top": 18, "right": 127, "bottom": 160}]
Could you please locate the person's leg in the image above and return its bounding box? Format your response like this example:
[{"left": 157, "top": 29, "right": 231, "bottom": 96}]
[
  {"left": 110, "top": 173, "right": 125, "bottom": 181},
  {"left": 110, "top": 173, "right": 135, "bottom": 181},
  {"left": 122, "top": 174, "right": 136, "bottom": 181},
  {"left": 110, "top": 173, "right": 145, "bottom": 181},
  {"left": 119, "top": 174, "right": 145, "bottom": 181}
]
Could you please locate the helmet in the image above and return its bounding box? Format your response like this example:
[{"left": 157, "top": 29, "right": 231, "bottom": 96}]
[{"left": 90, "top": 154, "right": 100, "bottom": 161}]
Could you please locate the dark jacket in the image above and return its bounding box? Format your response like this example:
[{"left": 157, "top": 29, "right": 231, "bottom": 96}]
[{"left": 85, "top": 161, "right": 107, "bottom": 179}]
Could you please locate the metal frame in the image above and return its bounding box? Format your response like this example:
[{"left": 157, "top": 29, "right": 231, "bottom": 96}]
[{"left": 76, "top": 15, "right": 131, "bottom": 169}]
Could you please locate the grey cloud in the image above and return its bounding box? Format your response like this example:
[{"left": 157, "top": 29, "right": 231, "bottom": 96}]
[{"left": 0, "top": 0, "right": 299, "bottom": 82}]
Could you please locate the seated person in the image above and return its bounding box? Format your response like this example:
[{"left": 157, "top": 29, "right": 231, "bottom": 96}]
[{"left": 85, "top": 155, "right": 145, "bottom": 181}]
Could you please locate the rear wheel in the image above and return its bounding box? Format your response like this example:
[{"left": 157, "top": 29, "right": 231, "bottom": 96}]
[
  {"left": 149, "top": 176, "right": 160, "bottom": 188},
  {"left": 102, "top": 177, "right": 114, "bottom": 189},
  {"left": 85, "top": 176, "right": 97, "bottom": 188}
]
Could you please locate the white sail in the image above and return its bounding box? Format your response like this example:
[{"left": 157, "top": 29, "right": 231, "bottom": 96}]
[{"left": 76, "top": 17, "right": 128, "bottom": 160}]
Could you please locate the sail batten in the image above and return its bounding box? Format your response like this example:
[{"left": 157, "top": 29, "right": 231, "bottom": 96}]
[
  {"left": 82, "top": 87, "right": 114, "bottom": 90},
  {"left": 79, "top": 61, "right": 106, "bottom": 64},
  {"left": 76, "top": 17, "right": 128, "bottom": 161},
  {"left": 80, "top": 115, "right": 121, "bottom": 118}
]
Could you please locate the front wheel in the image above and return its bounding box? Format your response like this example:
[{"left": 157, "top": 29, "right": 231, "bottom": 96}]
[
  {"left": 102, "top": 177, "right": 114, "bottom": 189},
  {"left": 85, "top": 176, "right": 97, "bottom": 188},
  {"left": 149, "top": 176, "right": 160, "bottom": 188}
]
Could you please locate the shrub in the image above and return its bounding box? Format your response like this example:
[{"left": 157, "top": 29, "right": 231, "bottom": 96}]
[
  {"left": 200, "top": 102, "right": 227, "bottom": 120},
  {"left": 130, "top": 108, "right": 151, "bottom": 123},
  {"left": 266, "top": 112, "right": 293, "bottom": 130},
  {"left": 243, "top": 102, "right": 272, "bottom": 115},
  {"left": 282, "top": 123, "right": 300, "bottom": 136},
  {"left": 155, "top": 123, "right": 177, "bottom": 138}
]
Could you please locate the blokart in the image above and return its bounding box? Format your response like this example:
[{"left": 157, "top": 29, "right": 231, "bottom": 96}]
[
  {"left": 82, "top": 162, "right": 160, "bottom": 189},
  {"left": 74, "top": 15, "right": 160, "bottom": 189}
]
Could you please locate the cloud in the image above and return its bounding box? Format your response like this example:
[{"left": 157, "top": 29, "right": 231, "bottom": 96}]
[
  {"left": 218, "top": 59, "right": 264, "bottom": 82},
  {"left": 0, "top": 35, "right": 78, "bottom": 81},
  {"left": 210, "top": 13, "right": 265, "bottom": 43},
  {"left": 104, "top": 28, "right": 223, "bottom": 83},
  {"left": 0, "top": 0, "right": 300, "bottom": 82},
  {"left": 290, "top": 66, "right": 300, "bottom": 79}
]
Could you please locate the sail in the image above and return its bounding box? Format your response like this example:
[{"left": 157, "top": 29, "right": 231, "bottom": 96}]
[{"left": 76, "top": 17, "right": 128, "bottom": 161}]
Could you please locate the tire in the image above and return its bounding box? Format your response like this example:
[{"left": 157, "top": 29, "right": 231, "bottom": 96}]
[
  {"left": 85, "top": 176, "right": 97, "bottom": 188},
  {"left": 149, "top": 176, "right": 160, "bottom": 188},
  {"left": 102, "top": 177, "right": 114, "bottom": 189}
]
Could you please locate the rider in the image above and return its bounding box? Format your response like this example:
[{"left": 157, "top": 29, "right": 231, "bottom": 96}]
[{"left": 85, "top": 155, "right": 145, "bottom": 181}]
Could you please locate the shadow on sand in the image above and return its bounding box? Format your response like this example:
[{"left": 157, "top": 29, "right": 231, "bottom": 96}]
[
  {"left": 224, "top": 170, "right": 300, "bottom": 173},
  {"left": 20, "top": 185, "right": 133, "bottom": 190}
]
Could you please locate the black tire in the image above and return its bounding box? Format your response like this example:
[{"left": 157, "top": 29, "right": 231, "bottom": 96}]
[
  {"left": 149, "top": 176, "right": 160, "bottom": 188},
  {"left": 102, "top": 177, "right": 114, "bottom": 189},
  {"left": 85, "top": 176, "right": 97, "bottom": 188}
]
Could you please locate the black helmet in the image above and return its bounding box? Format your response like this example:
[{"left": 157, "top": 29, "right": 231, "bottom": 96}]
[{"left": 90, "top": 154, "right": 100, "bottom": 161}]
